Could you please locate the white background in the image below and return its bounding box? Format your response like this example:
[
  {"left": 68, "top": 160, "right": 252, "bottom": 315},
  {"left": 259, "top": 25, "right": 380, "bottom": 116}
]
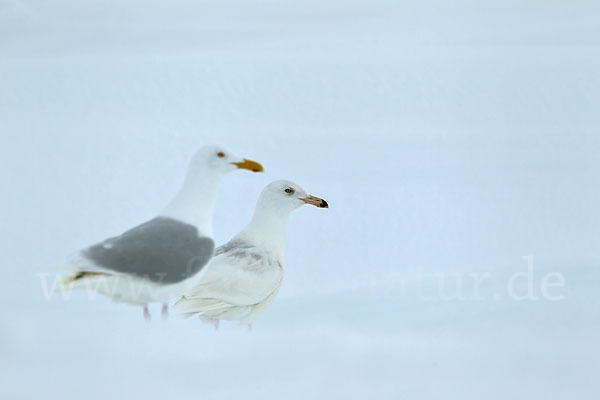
[{"left": 1, "top": 0, "right": 599, "bottom": 398}]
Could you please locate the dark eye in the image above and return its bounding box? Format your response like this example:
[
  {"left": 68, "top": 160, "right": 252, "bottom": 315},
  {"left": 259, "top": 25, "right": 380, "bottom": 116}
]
[
  {"left": 217, "top": 152, "right": 225, "bottom": 158},
  {"left": 284, "top": 187, "right": 295, "bottom": 194}
]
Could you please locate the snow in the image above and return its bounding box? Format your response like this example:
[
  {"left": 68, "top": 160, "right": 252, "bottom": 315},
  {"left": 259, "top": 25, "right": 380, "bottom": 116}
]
[{"left": 1, "top": 0, "right": 599, "bottom": 398}]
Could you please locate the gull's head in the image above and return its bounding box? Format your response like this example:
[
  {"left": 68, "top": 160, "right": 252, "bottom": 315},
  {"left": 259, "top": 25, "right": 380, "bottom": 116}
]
[
  {"left": 256, "top": 180, "right": 328, "bottom": 215},
  {"left": 189, "top": 145, "right": 264, "bottom": 176}
]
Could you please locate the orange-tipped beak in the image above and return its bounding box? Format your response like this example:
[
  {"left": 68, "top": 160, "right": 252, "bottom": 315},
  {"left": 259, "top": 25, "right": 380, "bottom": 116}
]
[
  {"left": 300, "top": 194, "right": 329, "bottom": 208},
  {"left": 232, "top": 158, "right": 264, "bottom": 173}
]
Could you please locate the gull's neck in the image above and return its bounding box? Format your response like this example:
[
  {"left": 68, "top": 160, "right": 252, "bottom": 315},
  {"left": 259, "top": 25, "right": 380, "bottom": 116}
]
[
  {"left": 160, "top": 170, "right": 223, "bottom": 236},
  {"left": 236, "top": 208, "right": 291, "bottom": 259}
]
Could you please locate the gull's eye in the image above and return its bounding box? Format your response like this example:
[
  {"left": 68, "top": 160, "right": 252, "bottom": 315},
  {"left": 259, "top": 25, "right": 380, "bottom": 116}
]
[
  {"left": 284, "top": 187, "right": 295, "bottom": 194},
  {"left": 217, "top": 152, "right": 225, "bottom": 158}
]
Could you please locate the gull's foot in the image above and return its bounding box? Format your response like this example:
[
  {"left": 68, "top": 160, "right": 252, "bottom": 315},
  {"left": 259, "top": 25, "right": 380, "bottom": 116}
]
[{"left": 143, "top": 305, "right": 151, "bottom": 322}]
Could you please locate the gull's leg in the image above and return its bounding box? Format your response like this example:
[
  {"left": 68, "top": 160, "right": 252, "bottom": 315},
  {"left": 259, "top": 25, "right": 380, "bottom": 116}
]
[
  {"left": 143, "top": 305, "right": 151, "bottom": 322},
  {"left": 161, "top": 304, "right": 169, "bottom": 320},
  {"left": 200, "top": 316, "right": 219, "bottom": 330},
  {"left": 247, "top": 324, "right": 253, "bottom": 333}
]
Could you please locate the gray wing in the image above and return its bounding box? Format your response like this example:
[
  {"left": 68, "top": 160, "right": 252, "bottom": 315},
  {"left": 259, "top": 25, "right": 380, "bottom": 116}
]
[{"left": 82, "top": 217, "right": 214, "bottom": 284}]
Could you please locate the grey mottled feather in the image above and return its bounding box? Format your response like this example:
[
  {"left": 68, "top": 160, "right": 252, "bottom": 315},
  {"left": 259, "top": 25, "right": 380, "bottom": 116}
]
[
  {"left": 83, "top": 217, "right": 214, "bottom": 284},
  {"left": 214, "top": 240, "right": 264, "bottom": 262}
]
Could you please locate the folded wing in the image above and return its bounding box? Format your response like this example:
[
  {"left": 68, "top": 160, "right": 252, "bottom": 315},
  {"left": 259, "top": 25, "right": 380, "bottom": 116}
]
[
  {"left": 73, "top": 217, "right": 214, "bottom": 284},
  {"left": 177, "top": 240, "right": 283, "bottom": 308}
]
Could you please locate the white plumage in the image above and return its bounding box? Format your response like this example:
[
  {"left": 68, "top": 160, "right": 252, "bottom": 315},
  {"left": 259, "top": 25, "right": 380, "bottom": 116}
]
[
  {"left": 172, "top": 180, "right": 328, "bottom": 328},
  {"left": 173, "top": 243, "right": 283, "bottom": 325}
]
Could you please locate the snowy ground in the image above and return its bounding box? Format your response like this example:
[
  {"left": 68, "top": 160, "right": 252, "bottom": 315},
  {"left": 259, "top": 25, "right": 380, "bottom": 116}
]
[{"left": 1, "top": 0, "right": 599, "bottom": 398}]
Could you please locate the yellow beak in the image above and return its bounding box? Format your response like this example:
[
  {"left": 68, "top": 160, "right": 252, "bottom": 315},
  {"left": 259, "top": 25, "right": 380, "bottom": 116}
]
[
  {"left": 300, "top": 194, "right": 329, "bottom": 208},
  {"left": 232, "top": 158, "right": 264, "bottom": 173}
]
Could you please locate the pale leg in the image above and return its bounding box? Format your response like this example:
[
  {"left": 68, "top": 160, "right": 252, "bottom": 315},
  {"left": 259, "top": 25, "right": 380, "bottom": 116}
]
[
  {"left": 143, "top": 305, "right": 151, "bottom": 322},
  {"left": 162, "top": 304, "right": 169, "bottom": 319},
  {"left": 200, "top": 316, "right": 219, "bottom": 330}
]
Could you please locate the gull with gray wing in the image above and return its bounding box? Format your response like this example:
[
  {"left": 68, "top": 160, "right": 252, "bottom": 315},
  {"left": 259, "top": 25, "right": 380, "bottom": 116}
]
[{"left": 61, "top": 145, "right": 263, "bottom": 320}]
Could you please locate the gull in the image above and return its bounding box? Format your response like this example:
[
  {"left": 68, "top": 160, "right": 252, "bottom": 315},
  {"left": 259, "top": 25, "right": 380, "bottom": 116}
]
[
  {"left": 61, "top": 145, "right": 263, "bottom": 320},
  {"left": 172, "top": 180, "right": 328, "bottom": 329}
]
